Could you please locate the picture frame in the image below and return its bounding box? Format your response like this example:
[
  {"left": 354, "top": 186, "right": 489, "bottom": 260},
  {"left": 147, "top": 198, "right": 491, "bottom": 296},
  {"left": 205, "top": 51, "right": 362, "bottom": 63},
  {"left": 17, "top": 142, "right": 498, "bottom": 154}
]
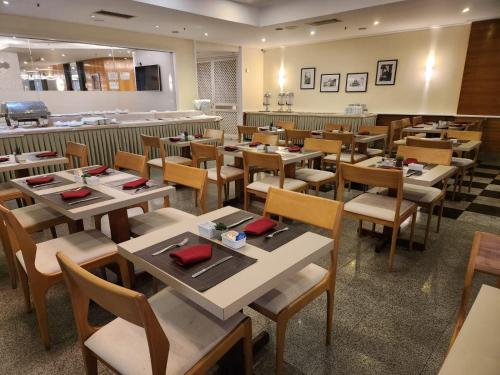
[
  {"left": 300, "top": 67, "right": 316, "bottom": 90},
  {"left": 345, "top": 72, "right": 368, "bottom": 92},
  {"left": 320, "top": 73, "right": 340, "bottom": 92},
  {"left": 375, "top": 59, "right": 398, "bottom": 85}
]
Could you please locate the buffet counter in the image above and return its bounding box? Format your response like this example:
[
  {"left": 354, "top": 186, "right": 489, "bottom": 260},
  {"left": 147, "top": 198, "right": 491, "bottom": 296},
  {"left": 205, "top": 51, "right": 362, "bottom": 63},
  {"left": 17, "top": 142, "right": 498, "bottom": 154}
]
[
  {"left": 0, "top": 112, "right": 221, "bottom": 182},
  {"left": 244, "top": 111, "right": 377, "bottom": 132}
]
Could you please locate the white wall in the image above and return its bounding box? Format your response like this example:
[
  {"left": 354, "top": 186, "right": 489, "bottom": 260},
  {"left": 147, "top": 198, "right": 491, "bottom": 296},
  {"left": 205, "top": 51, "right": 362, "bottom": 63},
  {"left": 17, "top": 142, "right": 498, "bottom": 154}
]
[
  {"left": 262, "top": 25, "right": 470, "bottom": 114},
  {"left": 241, "top": 47, "right": 264, "bottom": 112},
  {"left": 0, "top": 52, "right": 23, "bottom": 91}
]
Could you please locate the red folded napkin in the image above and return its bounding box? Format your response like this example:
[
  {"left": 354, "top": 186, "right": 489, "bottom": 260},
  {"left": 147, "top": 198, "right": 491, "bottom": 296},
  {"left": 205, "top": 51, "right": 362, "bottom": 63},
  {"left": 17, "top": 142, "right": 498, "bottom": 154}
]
[
  {"left": 249, "top": 142, "right": 262, "bottom": 147},
  {"left": 60, "top": 188, "right": 91, "bottom": 200},
  {"left": 170, "top": 244, "right": 212, "bottom": 266},
  {"left": 86, "top": 166, "right": 108, "bottom": 175},
  {"left": 358, "top": 131, "right": 370, "bottom": 135},
  {"left": 26, "top": 176, "right": 54, "bottom": 186},
  {"left": 169, "top": 137, "right": 182, "bottom": 142},
  {"left": 122, "top": 178, "right": 148, "bottom": 190},
  {"left": 244, "top": 218, "right": 277, "bottom": 235},
  {"left": 194, "top": 134, "right": 203, "bottom": 139},
  {"left": 403, "top": 158, "right": 418, "bottom": 165},
  {"left": 288, "top": 146, "right": 301, "bottom": 152},
  {"left": 36, "top": 151, "right": 57, "bottom": 158},
  {"left": 0, "top": 157, "right": 9, "bottom": 162},
  {"left": 224, "top": 146, "right": 238, "bottom": 151}
]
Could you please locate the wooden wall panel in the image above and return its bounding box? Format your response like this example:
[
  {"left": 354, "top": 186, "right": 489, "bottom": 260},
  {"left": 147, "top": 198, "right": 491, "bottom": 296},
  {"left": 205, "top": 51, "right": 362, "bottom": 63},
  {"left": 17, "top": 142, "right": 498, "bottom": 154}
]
[{"left": 457, "top": 19, "right": 500, "bottom": 115}]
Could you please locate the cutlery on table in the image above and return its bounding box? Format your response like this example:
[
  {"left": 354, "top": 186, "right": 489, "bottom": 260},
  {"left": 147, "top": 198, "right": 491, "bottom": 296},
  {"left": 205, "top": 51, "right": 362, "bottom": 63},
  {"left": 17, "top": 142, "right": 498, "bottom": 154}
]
[
  {"left": 67, "top": 196, "right": 101, "bottom": 206},
  {"left": 30, "top": 181, "right": 62, "bottom": 188},
  {"left": 226, "top": 216, "right": 254, "bottom": 229},
  {"left": 152, "top": 238, "right": 189, "bottom": 256},
  {"left": 191, "top": 255, "right": 233, "bottom": 278},
  {"left": 135, "top": 185, "right": 151, "bottom": 193},
  {"left": 266, "top": 227, "right": 289, "bottom": 238}
]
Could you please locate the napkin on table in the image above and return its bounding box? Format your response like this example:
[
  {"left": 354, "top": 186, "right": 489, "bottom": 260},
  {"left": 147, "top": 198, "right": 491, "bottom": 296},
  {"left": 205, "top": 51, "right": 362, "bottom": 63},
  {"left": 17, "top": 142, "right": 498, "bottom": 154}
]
[
  {"left": 170, "top": 244, "right": 212, "bottom": 266},
  {"left": 244, "top": 218, "right": 277, "bottom": 235}
]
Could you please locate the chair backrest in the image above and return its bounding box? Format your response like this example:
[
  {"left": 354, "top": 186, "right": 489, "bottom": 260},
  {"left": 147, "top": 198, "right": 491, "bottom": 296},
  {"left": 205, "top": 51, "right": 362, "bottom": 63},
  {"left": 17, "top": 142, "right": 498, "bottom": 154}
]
[
  {"left": 449, "top": 231, "right": 500, "bottom": 350},
  {"left": 242, "top": 151, "right": 284, "bottom": 188},
  {"left": 447, "top": 130, "right": 482, "bottom": 141},
  {"left": 396, "top": 145, "right": 452, "bottom": 166},
  {"left": 190, "top": 142, "right": 218, "bottom": 167},
  {"left": 322, "top": 132, "right": 356, "bottom": 162},
  {"left": 251, "top": 132, "right": 279, "bottom": 145},
  {"left": 358, "top": 125, "right": 389, "bottom": 135},
  {"left": 276, "top": 120, "right": 295, "bottom": 130},
  {"left": 65, "top": 141, "right": 89, "bottom": 169},
  {"left": 56, "top": 253, "right": 169, "bottom": 375},
  {"left": 401, "top": 117, "right": 412, "bottom": 128},
  {"left": 114, "top": 151, "right": 147, "bottom": 178},
  {"left": 388, "top": 120, "right": 404, "bottom": 149},
  {"left": 464, "top": 119, "right": 483, "bottom": 131},
  {"left": 325, "top": 123, "right": 352, "bottom": 132},
  {"left": 203, "top": 128, "right": 224, "bottom": 145},
  {"left": 163, "top": 162, "right": 208, "bottom": 213},
  {"left": 141, "top": 134, "right": 166, "bottom": 166},
  {"left": 406, "top": 137, "right": 452, "bottom": 150},
  {"left": 285, "top": 129, "right": 311, "bottom": 146},
  {"left": 412, "top": 116, "right": 423, "bottom": 126},
  {"left": 304, "top": 138, "right": 342, "bottom": 155},
  {"left": 237, "top": 126, "right": 258, "bottom": 142}
]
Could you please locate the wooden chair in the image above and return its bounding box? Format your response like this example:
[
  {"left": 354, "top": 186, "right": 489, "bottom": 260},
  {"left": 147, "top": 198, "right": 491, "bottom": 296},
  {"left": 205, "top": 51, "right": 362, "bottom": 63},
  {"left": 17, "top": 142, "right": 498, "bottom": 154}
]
[
  {"left": 295, "top": 138, "right": 341, "bottom": 196},
  {"left": 387, "top": 120, "right": 404, "bottom": 155},
  {"left": 65, "top": 141, "right": 89, "bottom": 169},
  {"left": 395, "top": 145, "right": 452, "bottom": 249},
  {"left": 94, "top": 151, "right": 149, "bottom": 231},
  {"left": 242, "top": 151, "right": 308, "bottom": 211},
  {"left": 237, "top": 126, "right": 258, "bottom": 142},
  {"left": 250, "top": 187, "right": 343, "bottom": 374},
  {"left": 406, "top": 137, "right": 452, "bottom": 149},
  {"left": 56, "top": 252, "right": 253, "bottom": 375},
  {"left": 251, "top": 132, "right": 279, "bottom": 146},
  {"left": 322, "top": 132, "right": 367, "bottom": 166},
  {"left": 0, "top": 183, "right": 33, "bottom": 207},
  {"left": 284, "top": 129, "right": 311, "bottom": 146},
  {"left": 358, "top": 125, "right": 389, "bottom": 156},
  {"left": 203, "top": 128, "right": 224, "bottom": 145},
  {"left": 448, "top": 130, "right": 482, "bottom": 196},
  {"left": 401, "top": 117, "right": 411, "bottom": 128},
  {"left": 448, "top": 231, "right": 500, "bottom": 350},
  {"left": 141, "top": 134, "right": 191, "bottom": 179},
  {"left": 276, "top": 120, "right": 295, "bottom": 130},
  {"left": 338, "top": 164, "right": 417, "bottom": 271},
  {"left": 0, "top": 204, "right": 130, "bottom": 349},
  {"left": 464, "top": 119, "right": 483, "bottom": 131},
  {"left": 128, "top": 162, "right": 208, "bottom": 236},
  {"left": 412, "top": 116, "right": 423, "bottom": 126},
  {"left": 324, "top": 123, "right": 352, "bottom": 132},
  {"left": 191, "top": 142, "right": 243, "bottom": 208}
]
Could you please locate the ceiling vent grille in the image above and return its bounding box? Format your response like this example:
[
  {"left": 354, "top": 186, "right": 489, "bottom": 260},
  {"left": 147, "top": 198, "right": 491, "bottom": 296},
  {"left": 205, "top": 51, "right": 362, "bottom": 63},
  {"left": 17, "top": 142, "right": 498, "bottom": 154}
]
[
  {"left": 93, "top": 10, "right": 135, "bottom": 19},
  {"left": 306, "top": 18, "right": 342, "bottom": 26}
]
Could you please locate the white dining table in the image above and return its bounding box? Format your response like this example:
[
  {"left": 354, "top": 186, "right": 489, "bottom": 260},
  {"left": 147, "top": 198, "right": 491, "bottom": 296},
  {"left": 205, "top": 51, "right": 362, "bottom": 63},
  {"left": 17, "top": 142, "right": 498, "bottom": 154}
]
[
  {"left": 0, "top": 152, "right": 68, "bottom": 176},
  {"left": 393, "top": 138, "right": 481, "bottom": 153},
  {"left": 439, "top": 285, "right": 500, "bottom": 375},
  {"left": 118, "top": 205, "right": 333, "bottom": 320}
]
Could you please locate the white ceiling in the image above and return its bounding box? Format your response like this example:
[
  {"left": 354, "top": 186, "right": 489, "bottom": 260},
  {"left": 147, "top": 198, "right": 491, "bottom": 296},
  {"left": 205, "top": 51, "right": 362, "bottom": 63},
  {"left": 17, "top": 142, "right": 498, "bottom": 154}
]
[{"left": 0, "top": 0, "right": 499, "bottom": 49}]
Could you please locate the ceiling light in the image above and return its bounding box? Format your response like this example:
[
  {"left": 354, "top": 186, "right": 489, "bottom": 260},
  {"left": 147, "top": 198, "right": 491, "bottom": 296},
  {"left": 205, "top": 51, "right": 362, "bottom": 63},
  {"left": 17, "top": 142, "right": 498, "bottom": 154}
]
[
  {"left": 310, "top": 30, "right": 316, "bottom": 36},
  {"left": 204, "top": 32, "right": 208, "bottom": 37},
  {"left": 61, "top": 53, "right": 65, "bottom": 57},
  {"left": 462, "top": 7, "right": 470, "bottom": 13},
  {"left": 108, "top": 53, "right": 112, "bottom": 57},
  {"left": 40, "top": 57, "right": 45, "bottom": 61},
  {"left": 23, "top": 61, "right": 28, "bottom": 65},
  {"left": 373, "top": 21, "right": 380, "bottom": 25},
  {"left": 90, "top": 15, "right": 95, "bottom": 18},
  {"left": 155, "top": 25, "right": 160, "bottom": 28},
  {"left": 261, "top": 38, "right": 266, "bottom": 42},
  {"left": 3, "top": 1, "right": 10, "bottom": 5}
]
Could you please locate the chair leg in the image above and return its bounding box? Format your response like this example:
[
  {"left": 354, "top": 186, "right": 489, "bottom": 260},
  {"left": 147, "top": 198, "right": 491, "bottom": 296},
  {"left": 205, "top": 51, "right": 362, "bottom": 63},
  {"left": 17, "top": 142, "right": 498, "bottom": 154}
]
[
  {"left": 244, "top": 191, "right": 249, "bottom": 211},
  {"left": 17, "top": 261, "right": 31, "bottom": 311},
  {"left": 424, "top": 205, "right": 433, "bottom": 250},
  {"left": 468, "top": 167, "right": 475, "bottom": 193},
  {"left": 437, "top": 199, "right": 445, "bottom": 233},
  {"left": 357, "top": 220, "right": 363, "bottom": 235},
  {"left": 243, "top": 319, "right": 253, "bottom": 375},
  {"left": 217, "top": 184, "right": 223, "bottom": 209},
  {"left": 326, "top": 289, "right": 334, "bottom": 345},
  {"left": 49, "top": 226, "right": 57, "bottom": 239},
  {"left": 33, "top": 288, "right": 51, "bottom": 350},
  {"left": 388, "top": 226, "right": 399, "bottom": 271},
  {"left": 82, "top": 347, "right": 98, "bottom": 375},
  {"left": 116, "top": 257, "right": 132, "bottom": 289},
  {"left": 275, "top": 319, "right": 288, "bottom": 375},
  {"left": 409, "top": 211, "right": 417, "bottom": 251},
  {"left": 458, "top": 169, "right": 465, "bottom": 195},
  {"left": 94, "top": 214, "right": 102, "bottom": 231}
]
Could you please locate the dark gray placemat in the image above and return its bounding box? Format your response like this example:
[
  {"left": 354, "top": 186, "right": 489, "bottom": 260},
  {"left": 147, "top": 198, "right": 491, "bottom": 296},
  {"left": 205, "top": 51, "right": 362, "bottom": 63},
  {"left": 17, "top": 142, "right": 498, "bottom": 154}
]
[
  {"left": 104, "top": 178, "right": 165, "bottom": 195},
  {"left": 43, "top": 187, "right": 114, "bottom": 208},
  {"left": 213, "top": 210, "right": 308, "bottom": 252},
  {"left": 135, "top": 231, "right": 256, "bottom": 292},
  {"left": 67, "top": 167, "right": 119, "bottom": 176},
  {"left": 21, "top": 174, "right": 75, "bottom": 190}
]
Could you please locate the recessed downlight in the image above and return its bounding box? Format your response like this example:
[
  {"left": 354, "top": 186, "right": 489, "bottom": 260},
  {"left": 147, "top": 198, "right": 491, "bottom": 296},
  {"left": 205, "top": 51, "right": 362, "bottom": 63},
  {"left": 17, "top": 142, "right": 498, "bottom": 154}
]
[
  {"left": 310, "top": 30, "right": 316, "bottom": 36},
  {"left": 204, "top": 32, "right": 208, "bottom": 37},
  {"left": 61, "top": 53, "right": 65, "bottom": 57},
  {"left": 462, "top": 7, "right": 470, "bottom": 13},
  {"left": 2, "top": 1, "right": 10, "bottom": 5},
  {"left": 155, "top": 25, "right": 160, "bottom": 28},
  {"left": 261, "top": 37, "right": 266, "bottom": 42},
  {"left": 373, "top": 20, "right": 380, "bottom": 25}
]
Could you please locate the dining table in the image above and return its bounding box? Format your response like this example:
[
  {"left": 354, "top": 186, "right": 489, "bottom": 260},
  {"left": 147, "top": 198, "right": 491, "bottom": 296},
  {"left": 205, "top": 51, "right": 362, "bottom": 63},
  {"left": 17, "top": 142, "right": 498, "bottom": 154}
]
[
  {"left": 161, "top": 135, "right": 220, "bottom": 158},
  {"left": 402, "top": 123, "right": 466, "bottom": 135},
  {"left": 393, "top": 137, "right": 481, "bottom": 154},
  {"left": 0, "top": 151, "right": 69, "bottom": 178},
  {"left": 311, "top": 130, "right": 387, "bottom": 154},
  {"left": 10, "top": 166, "right": 174, "bottom": 243}
]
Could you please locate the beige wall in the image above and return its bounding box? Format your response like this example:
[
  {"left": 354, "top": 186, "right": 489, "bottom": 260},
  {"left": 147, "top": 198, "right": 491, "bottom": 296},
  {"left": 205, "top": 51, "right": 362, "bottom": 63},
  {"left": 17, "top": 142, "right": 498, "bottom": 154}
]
[
  {"left": 0, "top": 14, "right": 197, "bottom": 110},
  {"left": 263, "top": 25, "right": 470, "bottom": 115},
  {"left": 241, "top": 47, "right": 264, "bottom": 112}
]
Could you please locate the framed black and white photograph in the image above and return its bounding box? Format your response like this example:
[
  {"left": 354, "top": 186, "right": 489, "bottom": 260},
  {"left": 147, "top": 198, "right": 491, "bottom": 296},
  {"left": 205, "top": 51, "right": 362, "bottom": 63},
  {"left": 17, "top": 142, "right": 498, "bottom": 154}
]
[
  {"left": 345, "top": 72, "right": 368, "bottom": 92},
  {"left": 375, "top": 59, "right": 398, "bottom": 85},
  {"left": 320, "top": 73, "right": 340, "bottom": 92},
  {"left": 300, "top": 67, "right": 316, "bottom": 89}
]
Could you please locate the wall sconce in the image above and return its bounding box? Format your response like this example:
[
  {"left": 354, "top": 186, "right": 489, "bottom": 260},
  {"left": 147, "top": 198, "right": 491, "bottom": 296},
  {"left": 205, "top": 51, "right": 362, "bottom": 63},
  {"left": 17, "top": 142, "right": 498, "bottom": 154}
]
[
  {"left": 425, "top": 54, "right": 435, "bottom": 83},
  {"left": 278, "top": 92, "right": 286, "bottom": 111},
  {"left": 285, "top": 92, "right": 294, "bottom": 112},
  {"left": 263, "top": 92, "right": 271, "bottom": 112}
]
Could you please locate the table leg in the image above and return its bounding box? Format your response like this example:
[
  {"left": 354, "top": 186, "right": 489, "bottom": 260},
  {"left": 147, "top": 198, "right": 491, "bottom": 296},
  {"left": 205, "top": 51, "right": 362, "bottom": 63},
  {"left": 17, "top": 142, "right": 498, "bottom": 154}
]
[
  {"left": 108, "top": 207, "right": 130, "bottom": 243},
  {"left": 284, "top": 163, "right": 296, "bottom": 178},
  {"left": 14, "top": 169, "right": 29, "bottom": 178},
  {"left": 180, "top": 146, "right": 191, "bottom": 159},
  {"left": 357, "top": 143, "right": 368, "bottom": 154},
  {"left": 219, "top": 331, "right": 270, "bottom": 374},
  {"left": 68, "top": 219, "right": 84, "bottom": 234},
  {"left": 224, "top": 157, "right": 244, "bottom": 205}
]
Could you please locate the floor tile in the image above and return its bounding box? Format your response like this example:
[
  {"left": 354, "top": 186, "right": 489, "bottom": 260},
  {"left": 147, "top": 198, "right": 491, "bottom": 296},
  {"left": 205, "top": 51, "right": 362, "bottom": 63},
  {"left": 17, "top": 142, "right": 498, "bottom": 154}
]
[
  {"left": 472, "top": 195, "right": 500, "bottom": 208},
  {"left": 481, "top": 189, "right": 500, "bottom": 199},
  {"left": 485, "top": 184, "right": 500, "bottom": 192},
  {"left": 466, "top": 203, "right": 500, "bottom": 217}
]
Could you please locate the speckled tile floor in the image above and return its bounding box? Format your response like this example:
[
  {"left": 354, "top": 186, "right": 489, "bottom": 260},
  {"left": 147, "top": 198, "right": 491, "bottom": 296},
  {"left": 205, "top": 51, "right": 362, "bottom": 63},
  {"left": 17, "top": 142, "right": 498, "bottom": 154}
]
[{"left": 0, "top": 162, "right": 498, "bottom": 375}]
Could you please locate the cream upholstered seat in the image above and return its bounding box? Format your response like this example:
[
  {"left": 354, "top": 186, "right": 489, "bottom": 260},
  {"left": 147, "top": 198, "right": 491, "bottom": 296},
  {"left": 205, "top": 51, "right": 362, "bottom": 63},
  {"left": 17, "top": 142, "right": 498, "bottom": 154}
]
[
  {"left": 147, "top": 156, "right": 192, "bottom": 168},
  {"left": 85, "top": 287, "right": 246, "bottom": 375},
  {"left": 246, "top": 175, "right": 307, "bottom": 193},
  {"left": 15, "top": 230, "right": 117, "bottom": 275},
  {"left": 12, "top": 203, "right": 65, "bottom": 230},
  {"left": 207, "top": 166, "right": 244, "bottom": 181},
  {"left": 252, "top": 264, "right": 327, "bottom": 315},
  {"left": 295, "top": 168, "right": 335, "bottom": 183},
  {"left": 129, "top": 207, "right": 195, "bottom": 237},
  {"left": 370, "top": 184, "right": 442, "bottom": 205},
  {"left": 344, "top": 193, "right": 415, "bottom": 222},
  {"left": 324, "top": 152, "right": 366, "bottom": 163},
  {"left": 452, "top": 157, "right": 474, "bottom": 167}
]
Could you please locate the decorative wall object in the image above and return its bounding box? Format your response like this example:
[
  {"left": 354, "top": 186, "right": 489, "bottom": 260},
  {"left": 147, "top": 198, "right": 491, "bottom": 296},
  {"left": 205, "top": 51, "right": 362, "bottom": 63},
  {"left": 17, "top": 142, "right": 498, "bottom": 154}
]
[
  {"left": 375, "top": 59, "right": 398, "bottom": 85},
  {"left": 300, "top": 67, "right": 316, "bottom": 89},
  {"left": 346, "top": 72, "right": 368, "bottom": 92},
  {"left": 320, "top": 73, "right": 340, "bottom": 92},
  {"left": 263, "top": 92, "right": 271, "bottom": 111},
  {"left": 285, "top": 92, "right": 294, "bottom": 112},
  {"left": 277, "top": 92, "right": 286, "bottom": 111}
]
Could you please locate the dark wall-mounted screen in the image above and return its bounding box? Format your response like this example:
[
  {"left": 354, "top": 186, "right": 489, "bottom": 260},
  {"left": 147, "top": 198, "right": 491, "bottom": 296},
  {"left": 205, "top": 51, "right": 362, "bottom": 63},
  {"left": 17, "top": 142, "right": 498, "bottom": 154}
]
[{"left": 135, "top": 64, "right": 162, "bottom": 91}]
